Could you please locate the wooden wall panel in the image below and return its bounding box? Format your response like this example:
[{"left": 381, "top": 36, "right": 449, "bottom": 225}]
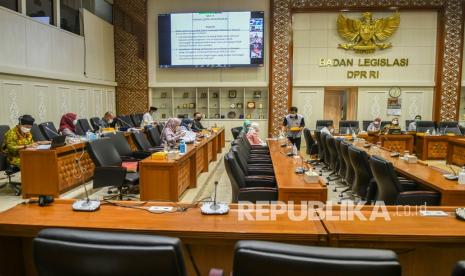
[{"left": 114, "top": 0, "right": 149, "bottom": 115}]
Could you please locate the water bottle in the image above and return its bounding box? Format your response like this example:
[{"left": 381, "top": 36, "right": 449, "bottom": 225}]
[
  {"left": 459, "top": 167, "right": 465, "bottom": 185},
  {"left": 179, "top": 140, "right": 186, "bottom": 154},
  {"left": 86, "top": 131, "right": 92, "bottom": 141},
  {"left": 163, "top": 141, "right": 169, "bottom": 153}
]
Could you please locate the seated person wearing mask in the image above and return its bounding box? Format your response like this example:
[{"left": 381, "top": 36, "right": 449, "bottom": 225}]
[
  {"left": 246, "top": 122, "right": 265, "bottom": 146},
  {"left": 100, "top": 111, "right": 116, "bottom": 128},
  {"left": 240, "top": 120, "right": 251, "bottom": 136},
  {"left": 384, "top": 117, "right": 401, "bottom": 133},
  {"left": 367, "top": 117, "right": 382, "bottom": 132},
  {"left": 408, "top": 115, "right": 422, "bottom": 132},
  {"left": 180, "top": 118, "right": 197, "bottom": 143},
  {"left": 142, "top": 106, "right": 157, "bottom": 128},
  {"left": 59, "top": 113, "right": 78, "bottom": 136},
  {"left": 192, "top": 112, "right": 206, "bottom": 132},
  {"left": 161, "top": 118, "right": 185, "bottom": 147},
  {"left": 1, "top": 115, "right": 38, "bottom": 167}
]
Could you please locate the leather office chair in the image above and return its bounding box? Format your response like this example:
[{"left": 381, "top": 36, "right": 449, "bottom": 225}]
[
  {"left": 235, "top": 140, "right": 271, "bottom": 165},
  {"left": 380, "top": 121, "right": 391, "bottom": 129},
  {"left": 102, "top": 132, "right": 151, "bottom": 161},
  {"left": 31, "top": 124, "right": 46, "bottom": 141},
  {"left": 369, "top": 155, "right": 440, "bottom": 205},
  {"left": 132, "top": 131, "right": 163, "bottom": 153},
  {"left": 86, "top": 139, "right": 139, "bottom": 199},
  {"left": 324, "top": 135, "right": 339, "bottom": 181},
  {"left": 460, "top": 126, "right": 465, "bottom": 136},
  {"left": 238, "top": 136, "right": 270, "bottom": 156},
  {"left": 303, "top": 128, "right": 318, "bottom": 155},
  {"left": 156, "top": 123, "right": 165, "bottom": 135},
  {"left": 231, "top": 146, "right": 274, "bottom": 176},
  {"left": 338, "top": 141, "right": 355, "bottom": 201},
  {"left": 416, "top": 121, "right": 436, "bottom": 133},
  {"left": 313, "top": 131, "right": 326, "bottom": 166},
  {"left": 33, "top": 228, "right": 187, "bottom": 276},
  {"left": 146, "top": 126, "right": 163, "bottom": 147},
  {"left": 231, "top": 126, "right": 243, "bottom": 140},
  {"left": 224, "top": 152, "right": 277, "bottom": 203},
  {"left": 39, "top": 122, "right": 59, "bottom": 140},
  {"left": 78, "top": 118, "right": 93, "bottom": 133},
  {"left": 316, "top": 120, "right": 333, "bottom": 131},
  {"left": 89, "top": 117, "right": 101, "bottom": 131},
  {"left": 438, "top": 121, "right": 462, "bottom": 135},
  {"left": 233, "top": 240, "right": 401, "bottom": 276},
  {"left": 130, "top": 114, "right": 143, "bottom": 127},
  {"left": 335, "top": 138, "right": 346, "bottom": 181},
  {"left": 452, "top": 260, "right": 465, "bottom": 276},
  {"left": 74, "top": 122, "right": 84, "bottom": 136},
  {"left": 339, "top": 120, "right": 359, "bottom": 134},
  {"left": 348, "top": 146, "right": 374, "bottom": 201},
  {"left": 362, "top": 120, "right": 371, "bottom": 131},
  {"left": 117, "top": 115, "right": 134, "bottom": 129}
]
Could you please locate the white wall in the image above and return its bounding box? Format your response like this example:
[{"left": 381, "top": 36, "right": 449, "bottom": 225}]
[
  {"left": 0, "top": 6, "right": 116, "bottom": 127},
  {"left": 292, "top": 11, "right": 437, "bottom": 87},
  {"left": 147, "top": 0, "right": 269, "bottom": 87},
  {"left": 292, "top": 87, "right": 325, "bottom": 129}
]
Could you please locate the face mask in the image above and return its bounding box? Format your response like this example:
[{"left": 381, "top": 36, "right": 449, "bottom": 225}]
[
  {"left": 392, "top": 120, "right": 398, "bottom": 125},
  {"left": 195, "top": 117, "right": 201, "bottom": 121},
  {"left": 73, "top": 119, "right": 78, "bottom": 126},
  {"left": 374, "top": 122, "right": 380, "bottom": 126},
  {"left": 21, "top": 127, "right": 31, "bottom": 133},
  {"left": 108, "top": 119, "right": 113, "bottom": 124},
  {"left": 415, "top": 118, "right": 420, "bottom": 122}
]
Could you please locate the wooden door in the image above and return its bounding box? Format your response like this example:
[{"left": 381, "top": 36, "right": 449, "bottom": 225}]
[{"left": 324, "top": 91, "right": 343, "bottom": 128}]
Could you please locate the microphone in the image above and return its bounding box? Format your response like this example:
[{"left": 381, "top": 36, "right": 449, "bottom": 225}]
[
  {"left": 200, "top": 181, "right": 229, "bottom": 215},
  {"left": 71, "top": 150, "right": 100, "bottom": 211},
  {"left": 448, "top": 163, "right": 458, "bottom": 176},
  {"left": 443, "top": 125, "right": 448, "bottom": 135}
]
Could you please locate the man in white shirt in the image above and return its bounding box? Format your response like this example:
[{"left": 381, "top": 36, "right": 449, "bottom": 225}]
[
  {"left": 142, "top": 106, "right": 157, "bottom": 127},
  {"left": 320, "top": 122, "right": 334, "bottom": 136},
  {"left": 408, "top": 115, "right": 422, "bottom": 132},
  {"left": 367, "top": 117, "right": 382, "bottom": 132}
]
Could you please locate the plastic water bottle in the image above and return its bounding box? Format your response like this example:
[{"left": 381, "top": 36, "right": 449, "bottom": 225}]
[
  {"left": 86, "top": 131, "right": 92, "bottom": 141},
  {"left": 459, "top": 167, "right": 465, "bottom": 185},
  {"left": 163, "top": 141, "right": 169, "bottom": 153},
  {"left": 179, "top": 140, "right": 186, "bottom": 154}
]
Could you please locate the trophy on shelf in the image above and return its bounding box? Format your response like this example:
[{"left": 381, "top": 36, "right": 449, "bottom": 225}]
[
  {"left": 253, "top": 90, "right": 262, "bottom": 98},
  {"left": 229, "top": 90, "right": 237, "bottom": 98}
]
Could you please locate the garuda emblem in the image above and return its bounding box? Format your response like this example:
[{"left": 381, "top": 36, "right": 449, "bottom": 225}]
[{"left": 337, "top": 12, "right": 400, "bottom": 54}]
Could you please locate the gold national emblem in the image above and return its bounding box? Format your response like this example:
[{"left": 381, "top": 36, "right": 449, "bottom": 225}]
[{"left": 337, "top": 12, "right": 400, "bottom": 54}]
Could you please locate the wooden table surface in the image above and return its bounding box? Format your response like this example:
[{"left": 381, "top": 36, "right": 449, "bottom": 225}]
[
  {"left": 351, "top": 140, "right": 465, "bottom": 205},
  {"left": 267, "top": 140, "right": 327, "bottom": 202}
]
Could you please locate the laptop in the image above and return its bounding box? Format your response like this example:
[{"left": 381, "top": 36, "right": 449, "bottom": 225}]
[{"left": 37, "top": 135, "right": 67, "bottom": 150}]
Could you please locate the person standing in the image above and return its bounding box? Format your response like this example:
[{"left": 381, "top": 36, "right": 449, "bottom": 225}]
[
  {"left": 282, "top": 106, "right": 305, "bottom": 150},
  {"left": 141, "top": 106, "right": 158, "bottom": 128}
]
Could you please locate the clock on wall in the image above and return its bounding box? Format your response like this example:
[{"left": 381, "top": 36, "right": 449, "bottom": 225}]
[{"left": 389, "top": 87, "right": 402, "bottom": 98}]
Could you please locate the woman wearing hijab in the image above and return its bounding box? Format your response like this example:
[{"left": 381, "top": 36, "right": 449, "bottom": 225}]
[
  {"left": 161, "top": 118, "right": 184, "bottom": 146},
  {"left": 59, "top": 113, "right": 78, "bottom": 136},
  {"left": 246, "top": 122, "right": 265, "bottom": 145},
  {"left": 240, "top": 120, "right": 251, "bottom": 135},
  {"left": 180, "top": 118, "right": 197, "bottom": 143}
]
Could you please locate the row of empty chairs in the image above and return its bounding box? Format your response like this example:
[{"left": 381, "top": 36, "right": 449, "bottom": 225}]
[
  {"left": 316, "top": 120, "right": 464, "bottom": 134},
  {"left": 312, "top": 131, "right": 440, "bottom": 205}
]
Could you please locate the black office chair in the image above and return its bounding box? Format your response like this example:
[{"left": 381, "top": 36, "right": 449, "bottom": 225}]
[
  {"left": 405, "top": 120, "right": 414, "bottom": 130},
  {"left": 146, "top": 127, "right": 163, "bottom": 147},
  {"left": 303, "top": 128, "right": 318, "bottom": 156},
  {"left": 339, "top": 120, "right": 359, "bottom": 134},
  {"left": 338, "top": 141, "right": 355, "bottom": 201},
  {"left": 232, "top": 240, "right": 401, "bottom": 276},
  {"left": 416, "top": 121, "right": 436, "bottom": 133},
  {"left": 313, "top": 131, "right": 326, "bottom": 166},
  {"left": 39, "top": 122, "right": 59, "bottom": 140},
  {"left": 224, "top": 152, "right": 277, "bottom": 203},
  {"left": 325, "top": 135, "right": 339, "bottom": 181},
  {"left": 231, "top": 126, "right": 243, "bottom": 140},
  {"left": 318, "top": 133, "right": 331, "bottom": 172},
  {"left": 362, "top": 120, "right": 371, "bottom": 131},
  {"left": 348, "top": 146, "right": 374, "bottom": 201},
  {"left": 156, "top": 123, "right": 165, "bottom": 135},
  {"left": 33, "top": 228, "right": 187, "bottom": 276},
  {"left": 130, "top": 114, "right": 143, "bottom": 127},
  {"left": 235, "top": 140, "right": 272, "bottom": 166},
  {"left": 369, "top": 155, "right": 440, "bottom": 205},
  {"left": 78, "top": 118, "right": 93, "bottom": 133},
  {"left": 86, "top": 139, "right": 139, "bottom": 199},
  {"left": 380, "top": 121, "right": 391, "bottom": 129},
  {"left": 89, "top": 117, "right": 101, "bottom": 131},
  {"left": 452, "top": 260, "right": 465, "bottom": 276},
  {"left": 316, "top": 120, "right": 333, "bottom": 131},
  {"left": 31, "top": 124, "right": 46, "bottom": 141},
  {"left": 334, "top": 138, "right": 346, "bottom": 183},
  {"left": 132, "top": 131, "right": 163, "bottom": 153},
  {"left": 102, "top": 132, "right": 151, "bottom": 161},
  {"left": 117, "top": 115, "right": 134, "bottom": 129},
  {"left": 438, "top": 121, "right": 462, "bottom": 135},
  {"left": 74, "top": 122, "right": 84, "bottom": 136}
]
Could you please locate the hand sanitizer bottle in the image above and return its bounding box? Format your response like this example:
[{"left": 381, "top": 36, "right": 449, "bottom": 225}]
[{"left": 459, "top": 167, "right": 465, "bottom": 185}]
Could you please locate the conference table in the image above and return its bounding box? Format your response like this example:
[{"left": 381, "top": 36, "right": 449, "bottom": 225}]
[
  {"left": 415, "top": 134, "right": 450, "bottom": 160},
  {"left": 447, "top": 137, "right": 465, "bottom": 167},
  {"left": 1, "top": 200, "right": 465, "bottom": 275},
  {"left": 351, "top": 139, "right": 465, "bottom": 206},
  {"left": 267, "top": 139, "right": 327, "bottom": 202},
  {"left": 139, "top": 128, "right": 225, "bottom": 201}
]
